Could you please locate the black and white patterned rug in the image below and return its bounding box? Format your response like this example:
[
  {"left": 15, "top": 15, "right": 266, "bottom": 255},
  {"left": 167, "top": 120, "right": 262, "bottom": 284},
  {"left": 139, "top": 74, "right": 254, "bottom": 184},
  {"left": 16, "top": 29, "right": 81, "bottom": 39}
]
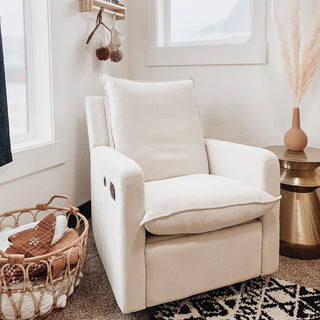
[{"left": 150, "top": 277, "right": 320, "bottom": 320}]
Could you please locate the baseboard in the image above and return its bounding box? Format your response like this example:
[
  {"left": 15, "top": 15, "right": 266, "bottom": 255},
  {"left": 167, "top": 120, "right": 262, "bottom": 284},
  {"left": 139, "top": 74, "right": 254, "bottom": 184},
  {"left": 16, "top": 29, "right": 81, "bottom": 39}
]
[{"left": 78, "top": 201, "right": 91, "bottom": 220}]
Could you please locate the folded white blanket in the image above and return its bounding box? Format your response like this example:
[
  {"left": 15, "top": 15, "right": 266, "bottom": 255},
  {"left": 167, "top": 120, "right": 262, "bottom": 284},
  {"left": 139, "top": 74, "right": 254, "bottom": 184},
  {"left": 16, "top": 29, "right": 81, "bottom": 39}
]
[
  {"left": 0, "top": 215, "right": 68, "bottom": 256},
  {"left": 1, "top": 272, "right": 83, "bottom": 320}
]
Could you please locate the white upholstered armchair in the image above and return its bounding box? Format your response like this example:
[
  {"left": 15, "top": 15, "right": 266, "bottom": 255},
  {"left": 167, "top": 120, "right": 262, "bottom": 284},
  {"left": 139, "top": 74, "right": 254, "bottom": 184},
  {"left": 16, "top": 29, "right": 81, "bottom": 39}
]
[{"left": 85, "top": 77, "right": 281, "bottom": 314}]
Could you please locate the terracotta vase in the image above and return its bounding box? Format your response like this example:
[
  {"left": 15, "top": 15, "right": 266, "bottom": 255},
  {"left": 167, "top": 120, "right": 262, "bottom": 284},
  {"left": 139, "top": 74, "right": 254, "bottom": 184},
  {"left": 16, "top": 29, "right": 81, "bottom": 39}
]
[{"left": 284, "top": 107, "right": 308, "bottom": 151}]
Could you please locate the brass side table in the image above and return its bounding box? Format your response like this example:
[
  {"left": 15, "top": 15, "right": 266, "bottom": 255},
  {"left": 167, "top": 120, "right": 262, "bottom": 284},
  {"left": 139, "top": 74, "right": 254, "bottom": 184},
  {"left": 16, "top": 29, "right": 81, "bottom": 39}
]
[{"left": 266, "top": 146, "right": 320, "bottom": 259}]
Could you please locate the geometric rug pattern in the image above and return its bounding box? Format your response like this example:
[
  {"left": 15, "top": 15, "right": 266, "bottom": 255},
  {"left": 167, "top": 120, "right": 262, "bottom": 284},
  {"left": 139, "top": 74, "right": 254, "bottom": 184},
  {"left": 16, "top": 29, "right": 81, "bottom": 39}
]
[{"left": 150, "top": 277, "right": 320, "bottom": 320}]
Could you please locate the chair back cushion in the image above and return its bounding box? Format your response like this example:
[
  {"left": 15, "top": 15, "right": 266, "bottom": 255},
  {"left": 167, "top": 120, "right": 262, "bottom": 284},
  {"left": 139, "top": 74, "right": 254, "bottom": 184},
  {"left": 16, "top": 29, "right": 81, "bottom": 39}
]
[{"left": 100, "top": 75, "right": 209, "bottom": 181}]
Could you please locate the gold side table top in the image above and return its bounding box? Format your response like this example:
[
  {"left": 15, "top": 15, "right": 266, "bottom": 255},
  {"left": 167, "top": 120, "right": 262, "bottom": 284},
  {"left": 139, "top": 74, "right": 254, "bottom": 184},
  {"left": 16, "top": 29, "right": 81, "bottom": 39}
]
[
  {"left": 266, "top": 145, "right": 320, "bottom": 259},
  {"left": 266, "top": 145, "right": 320, "bottom": 170},
  {"left": 266, "top": 146, "right": 320, "bottom": 188}
]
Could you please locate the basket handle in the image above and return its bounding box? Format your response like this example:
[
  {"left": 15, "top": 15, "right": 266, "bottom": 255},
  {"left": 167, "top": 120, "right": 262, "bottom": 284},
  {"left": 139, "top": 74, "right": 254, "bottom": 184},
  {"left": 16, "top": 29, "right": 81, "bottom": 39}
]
[
  {"left": 36, "top": 194, "right": 79, "bottom": 214},
  {"left": 46, "top": 194, "right": 73, "bottom": 207}
]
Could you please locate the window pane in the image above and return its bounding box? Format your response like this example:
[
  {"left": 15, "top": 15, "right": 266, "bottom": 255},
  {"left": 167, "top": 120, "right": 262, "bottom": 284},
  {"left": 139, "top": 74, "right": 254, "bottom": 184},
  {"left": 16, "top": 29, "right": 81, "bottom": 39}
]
[
  {"left": 170, "top": 0, "right": 251, "bottom": 44},
  {"left": 0, "top": 0, "right": 28, "bottom": 137}
]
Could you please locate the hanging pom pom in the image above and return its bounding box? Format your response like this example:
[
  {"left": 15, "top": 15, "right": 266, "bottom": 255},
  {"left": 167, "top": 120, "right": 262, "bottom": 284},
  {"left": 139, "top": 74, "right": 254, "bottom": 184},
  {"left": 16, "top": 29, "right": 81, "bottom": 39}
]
[
  {"left": 96, "top": 47, "right": 110, "bottom": 61},
  {"left": 110, "top": 49, "right": 123, "bottom": 62},
  {"left": 86, "top": 7, "right": 112, "bottom": 61}
]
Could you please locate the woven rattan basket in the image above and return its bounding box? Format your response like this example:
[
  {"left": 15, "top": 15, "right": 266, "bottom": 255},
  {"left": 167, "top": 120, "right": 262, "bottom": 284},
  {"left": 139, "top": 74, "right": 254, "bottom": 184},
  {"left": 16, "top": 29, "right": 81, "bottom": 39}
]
[{"left": 0, "top": 195, "right": 89, "bottom": 320}]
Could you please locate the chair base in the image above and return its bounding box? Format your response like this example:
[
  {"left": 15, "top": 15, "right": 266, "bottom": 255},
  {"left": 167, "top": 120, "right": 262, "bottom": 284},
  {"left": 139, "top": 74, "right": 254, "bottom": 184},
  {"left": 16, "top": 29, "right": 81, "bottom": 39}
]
[{"left": 145, "top": 220, "right": 263, "bottom": 308}]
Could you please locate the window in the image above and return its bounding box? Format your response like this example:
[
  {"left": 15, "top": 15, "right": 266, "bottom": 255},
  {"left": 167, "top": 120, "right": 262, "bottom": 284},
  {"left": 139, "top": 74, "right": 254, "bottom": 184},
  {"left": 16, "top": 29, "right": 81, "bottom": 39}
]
[
  {"left": 0, "top": 0, "right": 52, "bottom": 150},
  {"left": 168, "top": 0, "right": 251, "bottom": 45},
  {"left": 146, "top": 0, "right": 267, "bottom": 66},
  {"left": 0, "top": 0, "right": 65, "bottom": 185},
  {"left": 1, "top": 0, "right": 28, "bottom": 138}
]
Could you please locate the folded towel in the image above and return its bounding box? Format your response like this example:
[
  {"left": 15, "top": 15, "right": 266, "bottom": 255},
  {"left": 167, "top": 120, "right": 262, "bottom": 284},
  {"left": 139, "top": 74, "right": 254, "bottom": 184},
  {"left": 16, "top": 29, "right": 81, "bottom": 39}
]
[
  {"left": 0, "top": 214, "right": 69, "bottom": 284},
  {"left": 27, "top": 229, "right": 81, "bottom": 280},
  {"left": 6, "top": 214, "right": 56, "bottom": 257},
  {"left": 49, "top": 229, "right": 80, "bottom": 278},
  {"left": 0, "top": 222, "right": 38, "bottom": 254},
  {"left": 0, "top": 223, "right": 38, "bottom": 242},
  {"left": 0, "top": 215, "right": 68, "bottom": 257}
]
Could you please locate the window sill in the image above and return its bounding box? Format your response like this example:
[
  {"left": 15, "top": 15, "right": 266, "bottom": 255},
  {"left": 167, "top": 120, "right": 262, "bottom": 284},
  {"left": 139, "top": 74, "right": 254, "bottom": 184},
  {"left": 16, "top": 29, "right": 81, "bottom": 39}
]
[
  {"left": 11, "top": 134, "right": 52, "bottom": 153},
  {"left": 146, "top": 42, "right": 267, "bottom": 66},
  {"left": 0, "top": 140, "right": 66, "bottom": 185}
]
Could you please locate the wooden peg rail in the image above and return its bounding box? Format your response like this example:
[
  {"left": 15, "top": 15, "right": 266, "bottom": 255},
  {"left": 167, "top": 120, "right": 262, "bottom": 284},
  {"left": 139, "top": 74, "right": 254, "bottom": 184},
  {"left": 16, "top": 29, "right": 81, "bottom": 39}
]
[{"left": 79, "top": 0, "right": 126, "bottom": 20}]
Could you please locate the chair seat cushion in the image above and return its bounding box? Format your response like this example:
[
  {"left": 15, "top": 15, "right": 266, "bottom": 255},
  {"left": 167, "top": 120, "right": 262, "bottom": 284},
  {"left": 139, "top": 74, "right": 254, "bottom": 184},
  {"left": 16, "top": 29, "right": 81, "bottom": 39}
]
[
  {"left": 141, "top": 174, "right": 281, "bottom": 235},
  {"left": 99, "top": 76, "right": 209, "bottom": 181}
]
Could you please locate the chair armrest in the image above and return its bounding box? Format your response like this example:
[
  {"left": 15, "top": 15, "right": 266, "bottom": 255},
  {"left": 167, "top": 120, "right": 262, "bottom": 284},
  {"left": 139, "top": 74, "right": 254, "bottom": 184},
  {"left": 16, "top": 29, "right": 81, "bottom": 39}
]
[
  {"left": 90, "top": 146, "right": 146, "bottom": 313},
  {"left": 205, "top": 139, "right": 280, "bottom": 196},
  {"left": 92, "top": 145, "right": 145, "bottom": 190},
  {"left": 205, "top": 139, "right": 281, "bottom": 275}
]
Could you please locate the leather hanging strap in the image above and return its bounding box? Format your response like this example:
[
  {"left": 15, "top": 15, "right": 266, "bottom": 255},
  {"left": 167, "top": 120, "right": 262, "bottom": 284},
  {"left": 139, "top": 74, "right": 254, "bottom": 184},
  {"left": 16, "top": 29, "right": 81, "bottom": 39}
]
[{"left": 86, "top": 7, "right": 111, "bottom": 45}]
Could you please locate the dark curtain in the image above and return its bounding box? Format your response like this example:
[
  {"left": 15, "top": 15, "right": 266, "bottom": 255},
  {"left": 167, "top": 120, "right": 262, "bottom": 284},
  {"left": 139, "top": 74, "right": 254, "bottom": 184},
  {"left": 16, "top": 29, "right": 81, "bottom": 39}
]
[{"left": 0, "top": 24, "right": 12, "bottom": 167}]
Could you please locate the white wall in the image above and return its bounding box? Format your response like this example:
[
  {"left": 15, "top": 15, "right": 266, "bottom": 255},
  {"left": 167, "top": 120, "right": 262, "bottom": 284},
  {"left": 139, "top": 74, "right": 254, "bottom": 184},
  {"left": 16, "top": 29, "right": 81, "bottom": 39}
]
[
  {"left": 1, "top": 0, "right": 320, "bottom": 212},
  {"left": 125, "top": 0, "right": 320, "bottom": 148},
  {"left": 0, "top": 0, "right": 129, "bottom": 212}
]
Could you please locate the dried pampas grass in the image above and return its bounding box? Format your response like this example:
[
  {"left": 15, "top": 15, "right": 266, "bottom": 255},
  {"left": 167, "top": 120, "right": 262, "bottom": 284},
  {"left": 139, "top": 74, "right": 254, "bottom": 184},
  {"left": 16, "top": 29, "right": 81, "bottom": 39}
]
[
  {"left": 272, "top": 0, "right": 294, "bottom": 97},
  {"left": 298, "top": 8, "right": 320, "bottom": 104},
  {"left": 272, "top": 0, "right": 320, "bottom": 107},
  {"left": 288, "top": 0, "right": 301, "bottom": 106}
]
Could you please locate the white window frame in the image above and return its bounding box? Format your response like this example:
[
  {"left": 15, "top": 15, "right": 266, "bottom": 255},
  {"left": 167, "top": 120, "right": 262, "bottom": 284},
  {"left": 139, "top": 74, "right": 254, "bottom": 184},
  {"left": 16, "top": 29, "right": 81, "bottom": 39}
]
[
  {"left": 0, "top": 0, "right": 66, "bottom": 184},
  {"left": 146, "top": 0, "right": 267, "bottom": 66},
  {"left": 10, "top": 0, "right": 53, "bottom": 150}
]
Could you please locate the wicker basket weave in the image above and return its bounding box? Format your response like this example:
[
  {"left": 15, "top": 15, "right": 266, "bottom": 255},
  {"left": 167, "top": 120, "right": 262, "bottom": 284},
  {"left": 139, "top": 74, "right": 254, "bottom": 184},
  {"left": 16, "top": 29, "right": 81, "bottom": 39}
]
[{"left": 0, "top": 195, "right": 89, "bottom": 320}]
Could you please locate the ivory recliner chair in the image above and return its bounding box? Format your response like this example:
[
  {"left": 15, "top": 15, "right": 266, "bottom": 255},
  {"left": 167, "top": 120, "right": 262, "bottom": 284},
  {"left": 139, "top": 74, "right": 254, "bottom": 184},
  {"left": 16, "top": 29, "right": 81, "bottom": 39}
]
[{"left": 85, "top": 76, "right": 281, "bottom": 314}]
